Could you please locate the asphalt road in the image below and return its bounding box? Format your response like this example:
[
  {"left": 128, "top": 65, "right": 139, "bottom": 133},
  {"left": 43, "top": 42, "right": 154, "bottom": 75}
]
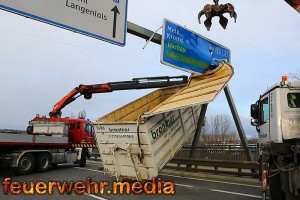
[{"left": 0, "top": 160, "right": 267, "bottom": 200}]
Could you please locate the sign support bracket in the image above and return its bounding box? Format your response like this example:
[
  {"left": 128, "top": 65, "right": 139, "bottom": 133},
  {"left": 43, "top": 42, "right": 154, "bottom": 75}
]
[{"left": 142, "top": 26, "right": 162, "bottom": 49}]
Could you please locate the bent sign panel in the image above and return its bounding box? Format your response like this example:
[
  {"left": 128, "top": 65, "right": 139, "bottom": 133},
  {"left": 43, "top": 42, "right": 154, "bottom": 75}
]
[{"left": 161, "top": 18, "right": 231, "bottom": 74}]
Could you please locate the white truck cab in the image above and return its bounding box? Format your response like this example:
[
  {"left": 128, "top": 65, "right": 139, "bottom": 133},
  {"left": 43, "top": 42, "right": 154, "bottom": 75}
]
[
  {"left": 252, "top": 76, "right": 300, "bottom": 143},
  {"left": 251, "top": 76, "right": 300, "bottom": 200}
]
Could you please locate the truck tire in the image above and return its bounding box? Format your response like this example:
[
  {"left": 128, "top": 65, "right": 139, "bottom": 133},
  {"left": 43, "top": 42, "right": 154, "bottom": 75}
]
[
  {"left": 16, "top": 153, "right": 35, "bottom": 175},
  {"left": 79, "top": 150, "right": 87, "bottom": 167},
  {"left": 35, "top": 153, "right": 51, "bottom": 173},
  {"left": 270, "top": 163, "right": 285, "bottom": 200},
  {"left": 26, "top": 126, "right": 33, "bottom": 134}
]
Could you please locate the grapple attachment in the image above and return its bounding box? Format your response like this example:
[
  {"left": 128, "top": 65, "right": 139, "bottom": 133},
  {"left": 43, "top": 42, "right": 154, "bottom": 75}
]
[{"left": 198, "top": 0, "right": 237, "bottom": 31}]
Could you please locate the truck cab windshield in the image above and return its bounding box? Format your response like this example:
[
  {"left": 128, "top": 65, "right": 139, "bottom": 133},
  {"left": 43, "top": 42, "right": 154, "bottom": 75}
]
[
  {"left": 287, "top": 93, "right": 300, "bottom": 108},
  {"left": 84, "top": 123, "right": 92, "bottom": 134}
]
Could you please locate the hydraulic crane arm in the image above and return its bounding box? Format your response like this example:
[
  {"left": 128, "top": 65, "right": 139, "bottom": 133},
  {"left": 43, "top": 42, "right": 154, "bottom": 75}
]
[
  {"left": 49, "top": 75, "right": 188, "bottom": 117},
  {"left": 284, "top": 0, "right": 300, "bottom": 13}
]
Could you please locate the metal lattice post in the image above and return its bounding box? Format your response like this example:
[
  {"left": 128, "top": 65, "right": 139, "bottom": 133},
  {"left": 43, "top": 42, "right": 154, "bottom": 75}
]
[
  {"left": 224, "top": 85, "right": 253, "bottom": 161},
  {"left": 189, "top": 104, "right": 208, "bottom": 158}
]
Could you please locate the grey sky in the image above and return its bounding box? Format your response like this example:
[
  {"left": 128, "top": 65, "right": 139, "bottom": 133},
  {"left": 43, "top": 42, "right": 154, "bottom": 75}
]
[{"left": 0, "top": 0, "right": 299, "bottom": 137}]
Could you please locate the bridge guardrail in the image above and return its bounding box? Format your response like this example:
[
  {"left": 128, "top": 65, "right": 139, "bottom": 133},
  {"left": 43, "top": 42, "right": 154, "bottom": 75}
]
[
  {"left": 175, "top": 144, "right": 258, "bottom": 161},
  {"left": 165, "top": 158, "right": 258, "bottom": 178}
]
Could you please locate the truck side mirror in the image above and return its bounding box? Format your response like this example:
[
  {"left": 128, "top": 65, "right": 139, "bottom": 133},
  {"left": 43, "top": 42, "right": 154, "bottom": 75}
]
[
  {"left": 251, "top": 104, "right": 258, "bottom": 119},
  {"left": 251, "top": 119, "right": 260, "bottom": 133},
  {"left": 251, "top": 118, "right": 258, "bottom": 126}
]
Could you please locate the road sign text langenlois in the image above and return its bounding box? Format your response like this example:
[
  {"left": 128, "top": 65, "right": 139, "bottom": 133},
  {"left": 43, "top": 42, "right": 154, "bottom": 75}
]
[
  {"left": 160, "top": 19, "right": 231, "bottom": 74},
  {"left": 0, "top": 0, "right": 128, "bottom": 46}
]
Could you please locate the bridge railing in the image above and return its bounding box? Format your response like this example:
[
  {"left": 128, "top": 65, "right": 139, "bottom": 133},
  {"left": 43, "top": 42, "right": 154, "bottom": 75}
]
[
  {"left": 174, "top": 144, "right": 258, "bottom": 161},
  {"left": 165, "top": 158, "right": 258, "bottom": 178}
]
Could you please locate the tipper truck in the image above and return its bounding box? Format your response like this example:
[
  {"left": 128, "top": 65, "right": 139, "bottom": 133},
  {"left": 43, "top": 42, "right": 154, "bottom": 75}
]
[
  {"left": 251, "top": 76, "right": 300, "bottom": 200},
  {"left": 0, "top": 75, "right": 188, "bottom": 175},
  {"left": 93, "top": 61, "right": 234, "bottom": 181}
]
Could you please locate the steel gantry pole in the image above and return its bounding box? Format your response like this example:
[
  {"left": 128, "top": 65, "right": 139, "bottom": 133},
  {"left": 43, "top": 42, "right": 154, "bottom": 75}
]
[
  {"left": 224, "top": 86, "right": 253, "bottom": 161},
  {"left": 188, "top": 104, "right": 208, "bottom": 158},
  {"left": 127, "top": 22, "right": 162, "bottom": 45}
]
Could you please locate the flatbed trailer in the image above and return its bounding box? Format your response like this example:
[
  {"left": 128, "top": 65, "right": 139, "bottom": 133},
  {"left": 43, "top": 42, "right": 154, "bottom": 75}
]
[
  {"left": 0, "top": 132, "right": 69, "bottom": 148},
  {"left": 0, "top": 122, "right": 85, "bottom": 175}
]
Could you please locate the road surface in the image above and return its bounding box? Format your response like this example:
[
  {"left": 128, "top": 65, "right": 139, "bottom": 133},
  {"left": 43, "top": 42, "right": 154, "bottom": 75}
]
[{"left": 0, "top": 160, "right": 267, "bottom": 200}]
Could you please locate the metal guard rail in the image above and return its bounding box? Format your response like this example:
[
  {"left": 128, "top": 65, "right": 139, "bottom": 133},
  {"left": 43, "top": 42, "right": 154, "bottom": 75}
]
[{"left": 166, "top": 158, "right": 258, "bottom": 178}]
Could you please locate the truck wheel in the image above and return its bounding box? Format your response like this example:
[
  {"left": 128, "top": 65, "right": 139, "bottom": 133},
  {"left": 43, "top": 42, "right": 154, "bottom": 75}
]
[
  {"left": 270, "top": 163, "right": 285, "bottom": 200},
  {"left": 79, "top": 150, "right": 87, "bottom": 167},
  {"left": 16, "top": 153, "right": 35, "bottom": 175},
  {"left": 35, "top": 153, "right": 51, "bottom": 173},
  {"left": 26, "top": 126, "right": 33, "bottom": 134}
]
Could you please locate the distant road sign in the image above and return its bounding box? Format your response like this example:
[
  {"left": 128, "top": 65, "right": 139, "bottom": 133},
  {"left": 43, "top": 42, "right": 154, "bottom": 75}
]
[
  {"left": 0, "top": 0, "right": 128, "bottom": 46},
  {"left": 161, "top": 19, "right": 231, "bottom": 74}
]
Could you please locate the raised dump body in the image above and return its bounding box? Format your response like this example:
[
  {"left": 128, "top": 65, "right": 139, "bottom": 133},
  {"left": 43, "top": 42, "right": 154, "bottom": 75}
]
[{"left": 93, "top": 62, "right": 234, "bottom": 181}]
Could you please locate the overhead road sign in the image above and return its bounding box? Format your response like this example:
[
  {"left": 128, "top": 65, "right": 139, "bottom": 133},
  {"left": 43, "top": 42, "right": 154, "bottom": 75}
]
[
  {"left": 161, "top": 19, "right": 231, "bottom": 74},
  {"left": 0, "top": 0, "right": 128, "bottom": 46}
]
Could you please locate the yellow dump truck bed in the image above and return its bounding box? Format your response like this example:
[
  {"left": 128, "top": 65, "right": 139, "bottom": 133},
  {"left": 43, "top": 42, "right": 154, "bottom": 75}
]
[{"left": 93, "top": 62, "right": 234, "bottom": 181}]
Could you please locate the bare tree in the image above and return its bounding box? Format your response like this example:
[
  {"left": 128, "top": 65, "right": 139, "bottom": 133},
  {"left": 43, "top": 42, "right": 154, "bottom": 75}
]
[
  {"left": 247, "top": 136, "right": 258, "bottom": 144},
  {"left": 209, "top": 114, "right": 232, "bottom": 133},
  {"left": 201, "top": 114, "right": 238, "bottom": 144},
  {"left": 289, "top": 70, "right": 300, "bottom": 80}
]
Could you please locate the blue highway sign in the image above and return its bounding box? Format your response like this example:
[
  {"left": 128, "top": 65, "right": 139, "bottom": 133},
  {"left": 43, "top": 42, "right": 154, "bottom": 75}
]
[{"left": 161, "top": 19, "right": 231, "bottom": 74}]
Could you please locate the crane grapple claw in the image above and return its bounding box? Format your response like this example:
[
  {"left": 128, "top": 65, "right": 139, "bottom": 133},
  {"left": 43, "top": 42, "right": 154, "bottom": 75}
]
[{"left": 198, "top": 0, "right": 237, "bottom": 31}]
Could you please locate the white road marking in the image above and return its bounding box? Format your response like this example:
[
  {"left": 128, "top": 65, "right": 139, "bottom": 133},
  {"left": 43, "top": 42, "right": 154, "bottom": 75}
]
[
  {"left": 210, "top": 189, "right": 263, "bottom": 199},
  {"left": 87, "top": 163, "right": 101, "bottom": 166},
  {"left": 160, "top": 173, "right": 260, "bottom": 188},
  {"left": 74, "top": 167, "right": 104, "bottom": 173},
  {"left": 174, "top": 183, "right": 194, "bottom": 188},
  {"left": 84, "top": 193, "right": 109, "bottom": 200}
]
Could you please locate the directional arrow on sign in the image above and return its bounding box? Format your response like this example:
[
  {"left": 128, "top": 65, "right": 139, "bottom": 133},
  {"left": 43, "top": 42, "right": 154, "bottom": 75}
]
[{"left": 111, "top": 6, "right": 120, "bottom": 38}]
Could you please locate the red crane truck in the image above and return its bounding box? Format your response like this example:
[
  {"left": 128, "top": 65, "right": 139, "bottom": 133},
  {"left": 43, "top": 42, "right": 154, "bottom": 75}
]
[{"left": 0, "top": 75, "right": 188, "bottom": 175}]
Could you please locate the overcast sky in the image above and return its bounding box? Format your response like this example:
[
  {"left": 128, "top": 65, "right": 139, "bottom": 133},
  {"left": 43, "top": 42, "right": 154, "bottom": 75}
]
[{"left": 0, "top": 0, "right": 299, "bottom": 137}]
